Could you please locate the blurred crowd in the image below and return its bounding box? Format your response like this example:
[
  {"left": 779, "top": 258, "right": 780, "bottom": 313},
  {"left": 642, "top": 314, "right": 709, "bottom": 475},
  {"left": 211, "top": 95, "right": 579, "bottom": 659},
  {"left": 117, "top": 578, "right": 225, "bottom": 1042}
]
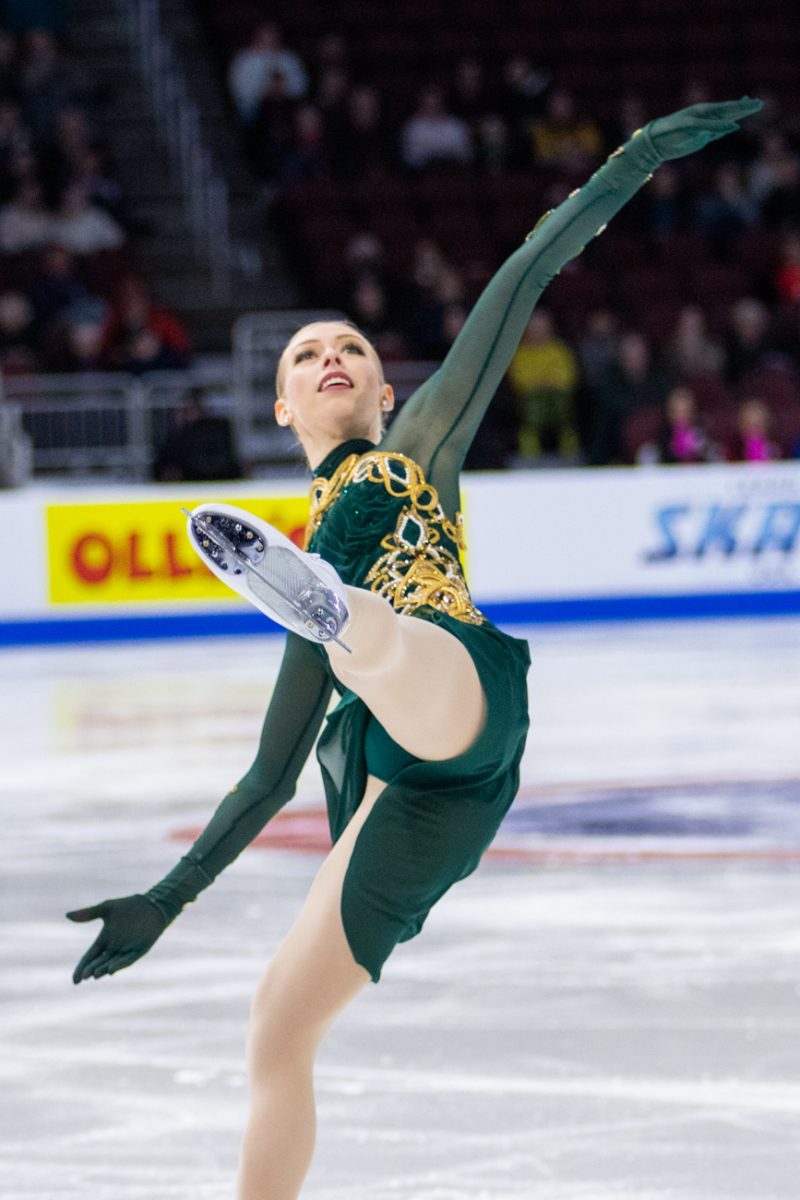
[
  {"left": 2, "top": 8, "right": 799, "bottom": 477},
  {"left": 224, "top": 20, "right": 800, "bottom": 468},
  {"left": 0, "top": 23, "right": 191, "bottom": 378}
]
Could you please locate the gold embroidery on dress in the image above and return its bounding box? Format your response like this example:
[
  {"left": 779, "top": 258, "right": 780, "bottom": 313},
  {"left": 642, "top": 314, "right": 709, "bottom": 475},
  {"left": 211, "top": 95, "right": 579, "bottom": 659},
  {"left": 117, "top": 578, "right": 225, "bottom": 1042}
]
[
  {"left": 305, "top": 450, "right": 484, "bottom": 625},
  {"left": 305, "top": 452, "right": 361, "bottom": 543}
]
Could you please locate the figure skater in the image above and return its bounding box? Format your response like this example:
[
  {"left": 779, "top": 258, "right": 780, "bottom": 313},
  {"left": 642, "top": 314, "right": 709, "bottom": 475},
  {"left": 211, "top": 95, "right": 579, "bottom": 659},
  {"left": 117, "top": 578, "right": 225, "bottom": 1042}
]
[{"left": 67, "top": 98, "right": 761, "bottom": 1200}]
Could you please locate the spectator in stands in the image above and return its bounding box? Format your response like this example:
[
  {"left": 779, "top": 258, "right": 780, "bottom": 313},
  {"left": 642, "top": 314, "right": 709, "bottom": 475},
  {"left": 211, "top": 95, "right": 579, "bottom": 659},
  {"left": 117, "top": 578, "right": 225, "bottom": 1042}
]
[
  {"left": 314, "top": 64, "right": 349, "bottom": 159},
  {"left": 529, "top": 86, "right": 603, "bottom": 173},
  {"left": 668, "top": 304, "right": 725, "bottom": 378},
  {"left": 654, "top": 385, "right": 715, "bottom": 464},
  {"left": 67, "top": 144, "right": 130, "bottom": 229},
  {"left": 329, "top": 85, "right": 394, "bottom": 180},
  {"left": 44, "top": 102, "right": 93, "bottom": 195},
  {"left": 774, "top": 232, "right": 800, "bottom": 304},
  {"left": 498, "top": 54, "right": 550, "bottom": 125},
  {"left": 680, "top": 79, "right": 713, "bottom": 108},
  {"left": 773, "top": 301, "right": 800, "bottom": 376},
  {"left": 641, "top": 164, "right": 689, "bottom": 239},
  {"left": 0, "top": 177, "right": 52, "bottom": 251},
  {"left": 748, "top": 131, "right": 794, "bottom": 208},
  {"left": 724, "top": 297, "right": 774, "bottom": 385},
  {"left": 51, "top": 182, "right": 125, "bottom": 254},
  {"left": 348, "top": 275, "right": 394, "bottom": 342},
  {"left": 412, "top": 266, "right": 467, "bottom": 357},
  {"left": 350, "top": 273, "right": 408, "bottom": 360},
  {"left": 693, "top": 164, "right": 758, "bottom": 258},
  {"left": 407, "top": 238, "right": 466, "bottom": 356},
  {"left": 278, "top": 105, "right": 329, "bottom": 184},
  {"left": 0, "top": 99, "right": 31, "bottom": 185},
  {"left": 589, "top": 330, "right": 673, "bottom": 465},
  {"left": 120, "top": 326, "right": 185, "bottom": 373},
  {"left": 727, "top": 395, "right": 782, "bottom": 462},
  {"left": 400, "top": 85, "right": 472, "bottom": 171},
  {"left": 30, "top": 241, "right": 90, "bottom": 326},
  {"left": 101, "top": 275, "right": 190, "bottom": 370},
  {"left": 55, "top": 311, "right": 106, "bottom": 371},
  {"left": 344, "top": 231, "right": 385, "bottom": 283},
  {"left": 606, "top": 92, "right": 648, "bottom": 148},
  {"left": 2, "top": 143, "right": 39, "bottom": 197},
  {"left": 227, "top": 22, "right": 309, "bottom": 124},
  {"left": 577, "top": 307, "right": 622, "bottom": 389},
  {"left": 315, "top": 33, "right": 349, "bottom": 74},
  {"left": 250, "top": 70, "right": 299, "bottom": 181},
  {"left": 506, "top": 309, "right": 580, "bottom": 457},
  {"left": 0, "top": 29, "right": 20, "bottom": 101},
  {"left": 759, "top": 145, "right": 800, "bottom": 229},
  {"left": 450, "top": 57, "right": 492, "bottom": 127},
  {"left": 153, "top": 387, "right": 243, "bottom": 482},
  {"left": 475, "top": 114, "right": 511, "bottom": 175},
  {"left": 0, "top": 288, "right": 38, "bottom": 372},
  {"left": 411, "top": 237, "right": 449, "bottom": 293},
  {"left": 18, "top": 28, "right": 86, "bottom": 143}
]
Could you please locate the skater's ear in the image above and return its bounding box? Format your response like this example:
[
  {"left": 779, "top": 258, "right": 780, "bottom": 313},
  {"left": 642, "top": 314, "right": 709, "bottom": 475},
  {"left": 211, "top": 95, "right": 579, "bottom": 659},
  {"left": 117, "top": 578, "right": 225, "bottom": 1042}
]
[
  {"left": 379, "top": 383, "right": 395, "bottom": 427},
  {"left": 274, "top": 396, "right": 293, "bottom": 429}
]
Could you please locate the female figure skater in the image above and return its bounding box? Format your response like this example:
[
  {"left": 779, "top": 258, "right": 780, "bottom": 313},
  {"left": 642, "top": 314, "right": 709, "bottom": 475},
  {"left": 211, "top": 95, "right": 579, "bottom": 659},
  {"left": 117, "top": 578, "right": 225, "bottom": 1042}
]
[{"left": 68, "top": 98, "right": 760, "bottom": 1200}]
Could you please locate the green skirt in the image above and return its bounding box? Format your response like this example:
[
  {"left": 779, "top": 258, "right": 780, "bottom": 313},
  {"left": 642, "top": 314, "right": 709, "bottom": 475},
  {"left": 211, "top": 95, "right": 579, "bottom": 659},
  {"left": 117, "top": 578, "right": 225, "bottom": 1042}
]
[{"left": 315, "top": 609, "right": 531, "bottom": 982}]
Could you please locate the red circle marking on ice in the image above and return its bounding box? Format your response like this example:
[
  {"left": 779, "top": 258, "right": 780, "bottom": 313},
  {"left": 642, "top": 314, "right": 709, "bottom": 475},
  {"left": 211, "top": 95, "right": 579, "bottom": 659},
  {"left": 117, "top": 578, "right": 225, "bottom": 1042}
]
[{"left": 169, "top": 809, "right": 800, "bottom": 864}]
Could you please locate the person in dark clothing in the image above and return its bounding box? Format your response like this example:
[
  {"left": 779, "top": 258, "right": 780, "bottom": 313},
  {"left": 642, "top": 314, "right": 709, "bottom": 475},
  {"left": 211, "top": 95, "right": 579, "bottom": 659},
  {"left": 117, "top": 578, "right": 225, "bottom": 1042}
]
[
  {"left": 153, "top": 388, "right": 243, "bottom": 482},
  {"left": 589, "top": 330, "right": 674, "bottom": 464}
]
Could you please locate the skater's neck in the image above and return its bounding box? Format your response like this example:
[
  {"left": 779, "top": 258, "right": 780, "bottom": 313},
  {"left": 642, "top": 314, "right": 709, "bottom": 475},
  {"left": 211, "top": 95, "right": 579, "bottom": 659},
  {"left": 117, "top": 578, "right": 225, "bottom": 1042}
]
[{"left": 309, "top": 436, "right": 378, "bottom": 478}]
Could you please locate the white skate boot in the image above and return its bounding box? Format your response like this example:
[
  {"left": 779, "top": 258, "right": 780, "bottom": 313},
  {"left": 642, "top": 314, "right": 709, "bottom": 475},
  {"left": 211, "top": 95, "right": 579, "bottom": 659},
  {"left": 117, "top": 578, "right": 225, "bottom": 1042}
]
[{"left": 183, "top": 502, "right": 351, "bottom": 650}]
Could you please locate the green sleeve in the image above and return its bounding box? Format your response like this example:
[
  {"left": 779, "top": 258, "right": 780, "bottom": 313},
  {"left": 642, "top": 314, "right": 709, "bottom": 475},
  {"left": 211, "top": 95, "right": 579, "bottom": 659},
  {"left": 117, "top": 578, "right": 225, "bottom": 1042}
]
[
  {"left": 146, "top": 633, "right": 332, "bottom": 921},
  {"left": 380, "top": 128, "right": 663, "bottom": 514}
]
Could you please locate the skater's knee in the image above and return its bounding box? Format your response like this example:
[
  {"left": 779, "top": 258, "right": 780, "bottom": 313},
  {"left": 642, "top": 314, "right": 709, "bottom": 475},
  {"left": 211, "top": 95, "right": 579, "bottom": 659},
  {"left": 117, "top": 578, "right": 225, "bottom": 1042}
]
[{"left": 247, "top": 984, "right": 321, "bottom": 1081}]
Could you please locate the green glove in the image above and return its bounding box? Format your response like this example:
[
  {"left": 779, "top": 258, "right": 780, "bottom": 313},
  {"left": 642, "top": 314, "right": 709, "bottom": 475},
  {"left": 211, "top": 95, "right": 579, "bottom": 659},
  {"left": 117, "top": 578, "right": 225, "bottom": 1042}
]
[
  {"left": 66, "top": 894, "right": 168, "bottom": 983},
  {"left": 629, "top": 97, "right": 762, "bottom": 167}
]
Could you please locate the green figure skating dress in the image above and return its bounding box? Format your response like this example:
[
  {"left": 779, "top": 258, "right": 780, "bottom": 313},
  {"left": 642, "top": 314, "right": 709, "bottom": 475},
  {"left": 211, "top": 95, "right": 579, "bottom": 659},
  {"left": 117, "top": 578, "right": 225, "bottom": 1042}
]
[
  {"left": 67, "top": 100, "right": 763, "bottom": 986},
  {"left": 149, "top": 126, "right": 669, "bottom": 983}
]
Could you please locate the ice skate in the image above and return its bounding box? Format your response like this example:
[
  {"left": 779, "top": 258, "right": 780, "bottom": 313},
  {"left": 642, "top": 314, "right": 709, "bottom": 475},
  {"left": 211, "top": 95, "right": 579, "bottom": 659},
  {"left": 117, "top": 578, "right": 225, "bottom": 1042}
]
[{"left": 183, "top": 502, "right": 351, "bottom": 650}]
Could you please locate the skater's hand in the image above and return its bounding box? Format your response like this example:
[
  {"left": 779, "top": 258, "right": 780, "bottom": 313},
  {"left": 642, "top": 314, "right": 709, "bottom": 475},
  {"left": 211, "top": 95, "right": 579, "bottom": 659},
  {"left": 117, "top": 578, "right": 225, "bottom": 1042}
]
[
  {"left": 645, "top": 97, "right": 762, "bottom": 161},
  {"left": 67, "top": 894, "right": 168, "bottom": 983}
]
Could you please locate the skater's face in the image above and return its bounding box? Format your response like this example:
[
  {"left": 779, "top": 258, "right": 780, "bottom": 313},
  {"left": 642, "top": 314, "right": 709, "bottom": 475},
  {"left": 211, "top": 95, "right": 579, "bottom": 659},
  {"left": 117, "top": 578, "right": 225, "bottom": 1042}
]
[{"left": 275, "top": 322, "right": 394, "bottom": 462}]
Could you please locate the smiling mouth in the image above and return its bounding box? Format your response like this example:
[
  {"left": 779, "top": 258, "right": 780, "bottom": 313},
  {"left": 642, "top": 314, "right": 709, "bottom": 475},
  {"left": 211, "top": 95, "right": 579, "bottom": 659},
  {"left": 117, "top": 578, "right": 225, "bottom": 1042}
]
[{"left": 319, "top": 372, "right": 354, "bottom": 392}]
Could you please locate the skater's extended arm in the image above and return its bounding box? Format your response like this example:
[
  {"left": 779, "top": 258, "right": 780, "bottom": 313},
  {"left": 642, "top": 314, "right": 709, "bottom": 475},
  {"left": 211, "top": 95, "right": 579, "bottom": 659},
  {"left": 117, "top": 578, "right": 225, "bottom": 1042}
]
[
  {"left": 67, "top": 634, "right": 333, "bottom": 982},
  {"left": 381, "top": 98, "right": 762, "bottom": 514}
]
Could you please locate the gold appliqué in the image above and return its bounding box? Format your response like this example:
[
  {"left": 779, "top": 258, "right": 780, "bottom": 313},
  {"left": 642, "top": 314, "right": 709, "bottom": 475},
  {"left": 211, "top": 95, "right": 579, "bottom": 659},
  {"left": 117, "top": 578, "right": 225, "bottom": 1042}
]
[{"left": 305, "top": 450, "right": 484, "bottom": 625}]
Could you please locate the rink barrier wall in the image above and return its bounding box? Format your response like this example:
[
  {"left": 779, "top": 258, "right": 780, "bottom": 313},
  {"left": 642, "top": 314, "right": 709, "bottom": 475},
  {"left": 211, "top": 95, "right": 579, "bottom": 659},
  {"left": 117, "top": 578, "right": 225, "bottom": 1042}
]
[
  {"left": 2, "top": 461, "right": 799, "bottom": 645},
  {"left": 3, "top": 590, "right": 800, "bottom": 647}
]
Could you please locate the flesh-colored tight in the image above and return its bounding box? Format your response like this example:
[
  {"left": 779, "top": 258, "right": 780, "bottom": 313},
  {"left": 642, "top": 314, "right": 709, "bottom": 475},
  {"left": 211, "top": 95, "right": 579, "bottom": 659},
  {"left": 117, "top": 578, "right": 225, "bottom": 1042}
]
[{"left": 237, "top": 587, "right": 486, "bottom": 1199}]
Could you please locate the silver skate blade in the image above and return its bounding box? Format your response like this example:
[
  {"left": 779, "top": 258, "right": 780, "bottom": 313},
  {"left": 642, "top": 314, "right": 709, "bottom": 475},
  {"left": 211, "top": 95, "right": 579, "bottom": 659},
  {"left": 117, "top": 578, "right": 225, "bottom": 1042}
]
[{"left": 181, "top": 507, "right": 350, "bottom": 648}]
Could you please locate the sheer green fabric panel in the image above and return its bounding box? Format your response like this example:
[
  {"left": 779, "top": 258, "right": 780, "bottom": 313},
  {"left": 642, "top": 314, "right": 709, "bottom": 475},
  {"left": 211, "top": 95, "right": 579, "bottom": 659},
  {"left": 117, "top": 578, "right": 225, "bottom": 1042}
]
[{"left": 147, "top": 633, "right": 332, "bottom": 921}]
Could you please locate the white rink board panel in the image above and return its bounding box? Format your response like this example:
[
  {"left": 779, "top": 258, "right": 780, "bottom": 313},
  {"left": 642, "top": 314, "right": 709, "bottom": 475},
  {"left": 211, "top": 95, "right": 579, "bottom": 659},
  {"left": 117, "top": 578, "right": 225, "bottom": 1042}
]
[
  {"left": 1, "top": 462, "right": 799, "bottom": 639},
  {"left": 465, "top": 461, "right": 800, "bottom": 599}
]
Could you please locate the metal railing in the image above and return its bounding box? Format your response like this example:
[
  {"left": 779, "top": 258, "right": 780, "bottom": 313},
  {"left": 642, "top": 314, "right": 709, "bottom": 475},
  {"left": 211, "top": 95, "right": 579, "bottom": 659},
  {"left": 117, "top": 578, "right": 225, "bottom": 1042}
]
[
  {"left": 4, "top": 371, "right": 239, "bottom": 480},
  {"left": 3, "top": 312, "right": 439, "bottom": 480},
  {"left": 117, "top": 0, "right": 234, "bottom": 300},
  {"left": 0, "top": 401, "right": 32, "bottom": 487}
]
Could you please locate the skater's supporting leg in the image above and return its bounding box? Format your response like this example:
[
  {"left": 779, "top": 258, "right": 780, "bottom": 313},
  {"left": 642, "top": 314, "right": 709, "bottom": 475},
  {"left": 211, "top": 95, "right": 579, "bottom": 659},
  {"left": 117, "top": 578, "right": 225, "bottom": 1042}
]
[{"left": 237, "top": 776, "right": 382, "bottom": 1200}]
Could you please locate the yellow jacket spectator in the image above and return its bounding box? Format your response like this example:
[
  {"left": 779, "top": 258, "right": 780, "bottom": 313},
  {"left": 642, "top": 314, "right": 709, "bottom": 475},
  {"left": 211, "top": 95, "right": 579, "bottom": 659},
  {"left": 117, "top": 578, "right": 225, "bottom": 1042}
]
[
  {"left": 529, "top": 87, "right": 603, "bottom": 171},
  {"left": 507, "top": 309, "right": 580, "bottom": 456}
]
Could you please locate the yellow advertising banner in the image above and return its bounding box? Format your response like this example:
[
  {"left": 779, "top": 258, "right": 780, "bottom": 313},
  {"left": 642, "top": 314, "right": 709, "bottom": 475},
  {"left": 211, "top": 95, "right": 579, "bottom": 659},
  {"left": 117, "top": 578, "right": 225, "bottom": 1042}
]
[{"left": 47, "top": 496, "right": 310, "bottom": 604}]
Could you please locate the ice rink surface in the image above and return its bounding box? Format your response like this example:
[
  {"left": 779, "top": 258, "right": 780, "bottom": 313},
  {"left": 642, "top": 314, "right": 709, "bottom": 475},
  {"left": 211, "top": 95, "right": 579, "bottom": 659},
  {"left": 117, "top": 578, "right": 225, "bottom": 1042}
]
[{"left": 2, "top": 616, "right": 800, "bottom": 1199}]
